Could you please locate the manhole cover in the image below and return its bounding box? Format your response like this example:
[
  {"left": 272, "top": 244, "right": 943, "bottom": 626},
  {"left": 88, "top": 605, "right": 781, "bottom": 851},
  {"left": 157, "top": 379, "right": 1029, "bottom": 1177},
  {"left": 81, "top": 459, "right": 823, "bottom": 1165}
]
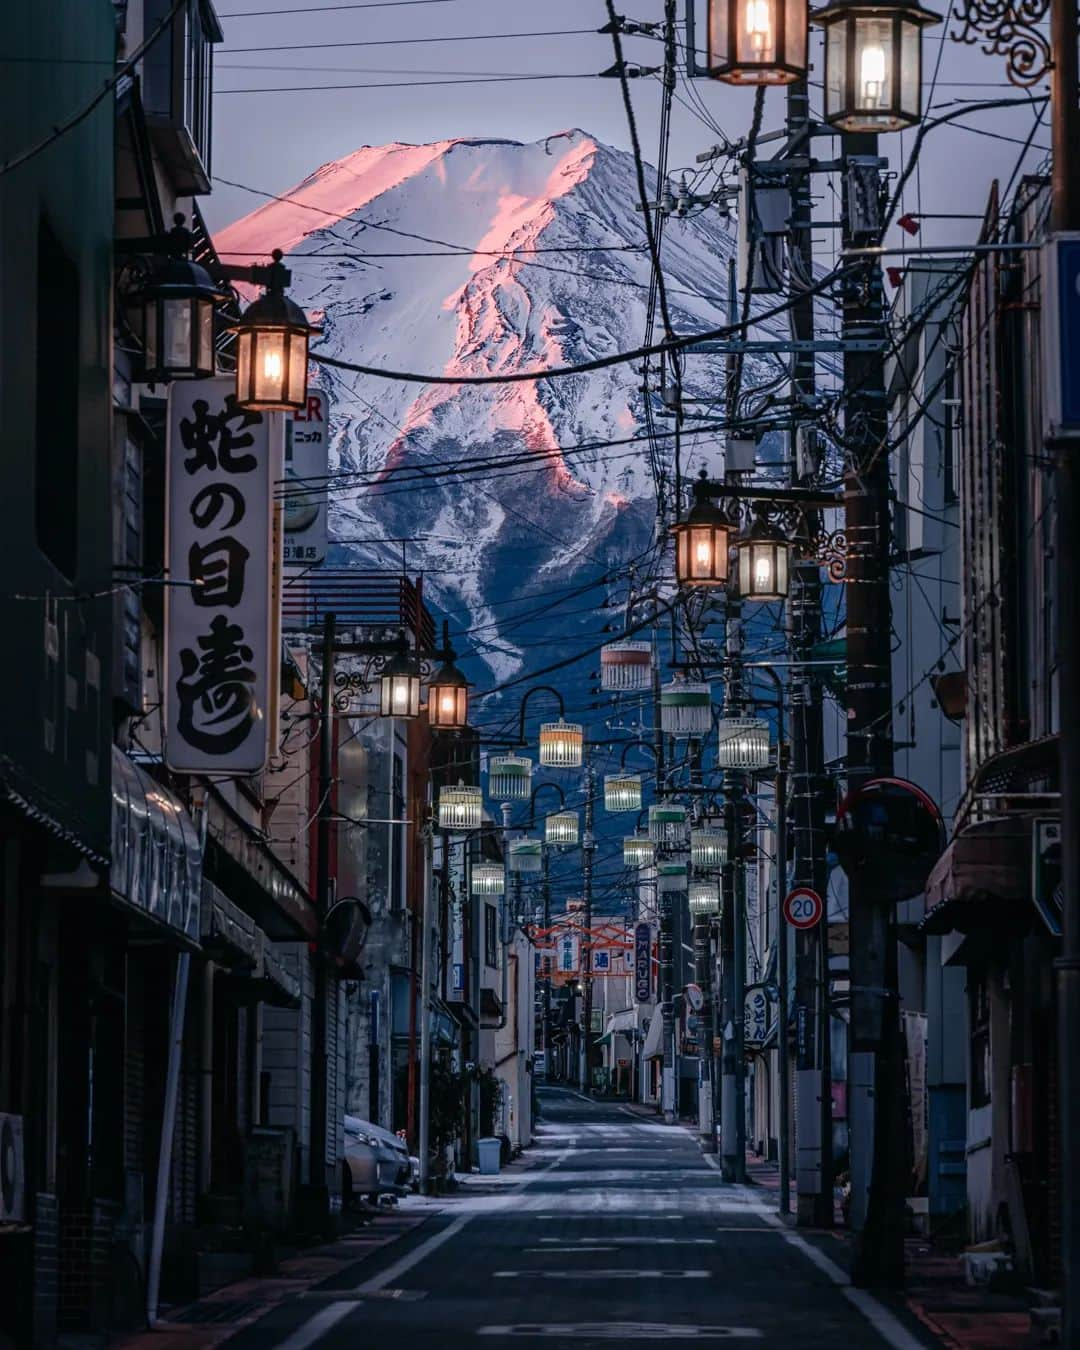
[{"left": 182, "top": 1300, "right": 262, "bottom": 1325}]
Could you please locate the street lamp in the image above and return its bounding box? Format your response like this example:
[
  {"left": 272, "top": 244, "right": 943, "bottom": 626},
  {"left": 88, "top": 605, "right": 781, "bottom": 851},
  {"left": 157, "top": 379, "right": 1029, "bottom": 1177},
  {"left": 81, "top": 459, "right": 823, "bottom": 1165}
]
[
  {"left": 649, "top": 800, "right": 689, "bottom": 845},
  {"left": 604, "top": 774, "right": 643, "bottom": 813},
  {"left": 672, "top": 471, "right": 734, "bottom": 588},
  {"left": 688, "top": 880, "right": 722, "bottom": 917},
  {"left": 509, "top": 837, "right": 544, "bottom": 873},
  {"left": 437, "top": 783, "right": 482, "bottom": 832},
  {"left": 539, "top": 718, "right": 584, "bottom": 768},
  {"left": 471, "top": 863, "right": 505, "bottom": 896},
  {"left": 139, "top": 253, "right": 225, "bottom": 382},
  {"left": 736, "top": 508, "right": 791, "bottom": 602},
  {"left": 427, "top": 623, "right": 470, "bottom": 731},
  {"left": 811, "top": 0, "right": 942, "bottom": 133},
  {"left": 378, "top": 635, "right": 421, "bottom": 719},
  {"left": 657, "top": 859, "right": 690, "bottom": 893},
  {"left": 488, "top": 753, "right": 533, "bottom": 801},
  {"left": 623, "top": 832, "right": 655, "bottom": 868},
  {"left": 717, "top": 716, "right": 771, "bottom": 770},
  {"left": 600, "top": 640, "right": 653, "bottom": 691},
  {"left": 545, "top": 810, "right": 580, "bottom": 846},
  {"left": 691, "top": 826, "right": 729, "bottom": 869},
  {"left": 231, "top": 249, "right": 321, "bottom": 412},
  {"left": 660, "top": 679, "right": 714, "bottom": 737},
  {"left": 707, "top": 0, "right": 809, "bottom": 85}
]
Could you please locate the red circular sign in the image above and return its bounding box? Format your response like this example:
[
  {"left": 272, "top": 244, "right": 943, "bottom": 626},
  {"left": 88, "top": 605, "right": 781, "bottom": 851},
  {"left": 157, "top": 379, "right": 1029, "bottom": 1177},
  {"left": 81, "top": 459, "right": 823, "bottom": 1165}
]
[{"left": 783, "top": 887, "right": 824, "bottom": 930}]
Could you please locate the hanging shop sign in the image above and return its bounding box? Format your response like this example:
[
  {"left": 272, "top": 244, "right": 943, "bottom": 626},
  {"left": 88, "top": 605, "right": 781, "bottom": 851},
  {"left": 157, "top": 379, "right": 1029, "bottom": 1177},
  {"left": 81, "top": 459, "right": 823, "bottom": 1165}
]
[
  {"left": 634, "top": 922, "right": 652, "bottom": 1003},
  {"left": 833, "top": 776, "right": 945, "bottom": 904},
  {"left": 1041, "top": 235, "right": 1080, "bottom": 440},
  {"left": 165, "top": 377, "right": 280, "bottom": 775},
  {"left": 744, "top": 985, "right": 769, "bottom": 1047},
  {"left": 283, "top": 387, "right": 330, "bottom": 565},
  {"left": 783, "top": 886, "right": 824, "bottom": 930}
]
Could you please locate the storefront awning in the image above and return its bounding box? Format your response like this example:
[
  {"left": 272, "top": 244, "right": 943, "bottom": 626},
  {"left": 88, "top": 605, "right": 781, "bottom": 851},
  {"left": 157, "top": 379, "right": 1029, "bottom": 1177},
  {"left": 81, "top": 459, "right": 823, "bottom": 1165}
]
[
  {"left": 919, "top": 816, "right": 1034, "bottom": 941},
  {"left": 642, "top": 1012, "right": 664, "bottom": 1061},
  {"left": 201, "top": 880, "right": 258, "bottom": 967},
  {"left": 111, "top": 748, "right": 202, "bottom": 944}
]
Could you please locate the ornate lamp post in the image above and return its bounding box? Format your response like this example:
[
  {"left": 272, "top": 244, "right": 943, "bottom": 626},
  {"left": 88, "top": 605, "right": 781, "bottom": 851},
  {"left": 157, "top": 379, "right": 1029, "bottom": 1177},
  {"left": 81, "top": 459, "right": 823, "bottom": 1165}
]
[
  {"left": 378, "top": 633, "right": 422, "bottom": 719},
  {"left": 672, "top": 471, "right": 734, "bottom": 587},
  {"left": 811, "top": 0, "right": 942, "bottom": 133},
  {"left": 736, "top": 508, "right": 791, "bottom": 602},
  {"left": 707, "top": 0, "right": 809, "bottom": 84},
  {"left": 427, "top": 622, "right": 470, "bottom": 732},
  {"left": 231, "top": 248, "right": 321, "bottom": 412}
]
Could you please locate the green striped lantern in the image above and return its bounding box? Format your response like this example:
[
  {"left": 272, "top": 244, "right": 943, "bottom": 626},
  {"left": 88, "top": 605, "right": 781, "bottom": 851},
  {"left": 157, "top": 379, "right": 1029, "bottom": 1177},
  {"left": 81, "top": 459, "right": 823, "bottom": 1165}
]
[
  {"left": 688, "top": 880, "right": 721, "bottom": 917},
  {"left": 691, "top": 827, "right": 728, "bottom": 870},
  {"left": 509, "top": 837, "right": 543, "bottom": 874},
  {"left": 604, "top": 773, "right": 642, "bottom": 813},
  {"left": 649, "top": 800, "right": 689, "bottom": 844},
  {"left": 660, "top": 681, "right": 713, "bottom": 737},
  {"left": 488, "top": 753, "right": 532, "bottom": 801},
  {"left": 657, "top": 858, "right": 690, "bottom": 894}
]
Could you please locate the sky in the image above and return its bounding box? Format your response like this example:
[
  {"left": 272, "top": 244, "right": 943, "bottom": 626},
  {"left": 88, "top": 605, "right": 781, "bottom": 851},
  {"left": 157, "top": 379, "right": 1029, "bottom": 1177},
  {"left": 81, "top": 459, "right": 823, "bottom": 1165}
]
[{"left": 205, "top": 0, "right": 1052, "bottom": 256}]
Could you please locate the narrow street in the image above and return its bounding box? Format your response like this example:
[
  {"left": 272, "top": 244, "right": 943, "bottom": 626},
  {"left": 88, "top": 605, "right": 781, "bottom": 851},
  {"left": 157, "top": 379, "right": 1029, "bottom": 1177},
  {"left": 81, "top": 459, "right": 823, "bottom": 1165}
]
[{"left": 229, "top": 1087, "right": 931, "bottom": 1350}]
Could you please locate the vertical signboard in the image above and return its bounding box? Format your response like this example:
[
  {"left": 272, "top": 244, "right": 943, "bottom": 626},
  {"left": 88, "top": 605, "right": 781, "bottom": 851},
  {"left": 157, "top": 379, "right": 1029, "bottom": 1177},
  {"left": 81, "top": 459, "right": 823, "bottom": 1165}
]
[
  {"left": 165, "top": 378, "right": 279, "bottom": 775},
  {"left": 283, "top": 388, "right": 330, "bottom": 565},
  {"left": 634, "top": 922, "right": 652, "bottom": 1003}
]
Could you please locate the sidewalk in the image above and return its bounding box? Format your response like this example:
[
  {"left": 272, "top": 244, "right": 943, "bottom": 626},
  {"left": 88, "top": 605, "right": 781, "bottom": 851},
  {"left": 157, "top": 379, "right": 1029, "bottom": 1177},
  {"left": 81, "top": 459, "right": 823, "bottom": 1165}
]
[
  {"left": 102, "top": 1204, "right": 438, "bottom": 1350},
  {"left": 744, "top": 1150, "right": 1038, "bottom": 1350}
]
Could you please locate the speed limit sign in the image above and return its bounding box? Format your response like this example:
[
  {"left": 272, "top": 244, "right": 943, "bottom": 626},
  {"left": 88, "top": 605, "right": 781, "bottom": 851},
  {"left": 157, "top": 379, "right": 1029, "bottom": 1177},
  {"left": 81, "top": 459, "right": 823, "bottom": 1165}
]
[{"left": 783, "top": 887, "right": 824, "bottom": 930}]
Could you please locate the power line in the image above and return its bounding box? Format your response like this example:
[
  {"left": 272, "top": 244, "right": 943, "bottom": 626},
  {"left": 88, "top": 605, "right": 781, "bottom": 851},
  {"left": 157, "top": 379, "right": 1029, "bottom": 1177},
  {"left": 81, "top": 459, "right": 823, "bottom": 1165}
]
[
  {"left": 219, "top": 0, "right": 465, "bottom": 15},
  {"left": 216, "top": 73, "right": 597, "bottom": 94},
  {"left": 220, "top": 28, "right": 607, "bottom": 52}
]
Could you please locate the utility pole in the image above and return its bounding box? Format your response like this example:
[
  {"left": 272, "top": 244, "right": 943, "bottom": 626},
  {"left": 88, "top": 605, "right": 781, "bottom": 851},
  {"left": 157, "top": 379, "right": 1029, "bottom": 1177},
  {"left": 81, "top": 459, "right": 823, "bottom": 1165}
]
[
  {"left": 841, "top": 137, "right": 904, "bottom": 1287},
  {"left": 581, "top": 750, "right": 595, "bottom": 1092},
  {"left": 541, "top": 842, "right": 552, "bottom": 1070},
  {"left": 774, "top": 750, "right": 790, "bottom": 1216},
  {"left": 784, "top": 75, "right": 834, "bottom": 1230},
  {"left": 308, "top": 610, "right": 335, "bottom": 1226},
  {"left": 1049, "top": 0, "right": 1080, "bottom": 1337},
  {"left": 417, "top": 825, "right": 435, "bottom": 1193},
  {"left": 720, "top": 603, "right": 747, "bottom": 1183},
  {"left": 694, "top": 901, "right": 715, "bottom": 1151}
]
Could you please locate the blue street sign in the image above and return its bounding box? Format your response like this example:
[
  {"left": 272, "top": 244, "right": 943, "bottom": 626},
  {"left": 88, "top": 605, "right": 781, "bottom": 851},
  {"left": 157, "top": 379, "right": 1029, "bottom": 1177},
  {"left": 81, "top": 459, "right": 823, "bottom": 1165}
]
[{"left": 634, "top": 923, "right": 651, "bottom": 1003}]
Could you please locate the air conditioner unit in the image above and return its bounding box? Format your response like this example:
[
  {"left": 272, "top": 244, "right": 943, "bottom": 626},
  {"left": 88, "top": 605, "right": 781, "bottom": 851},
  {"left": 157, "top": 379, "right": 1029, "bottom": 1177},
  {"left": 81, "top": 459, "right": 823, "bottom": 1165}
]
[{"left": 0, "top": 1114, "right": 25, "bottom": 1223}]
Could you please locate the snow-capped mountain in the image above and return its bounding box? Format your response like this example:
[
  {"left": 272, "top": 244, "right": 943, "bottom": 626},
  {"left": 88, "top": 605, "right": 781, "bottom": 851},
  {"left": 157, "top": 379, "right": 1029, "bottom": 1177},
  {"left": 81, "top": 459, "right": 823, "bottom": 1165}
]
[{"left": 217, "top": 130, "right": 773, "bottom": 691}]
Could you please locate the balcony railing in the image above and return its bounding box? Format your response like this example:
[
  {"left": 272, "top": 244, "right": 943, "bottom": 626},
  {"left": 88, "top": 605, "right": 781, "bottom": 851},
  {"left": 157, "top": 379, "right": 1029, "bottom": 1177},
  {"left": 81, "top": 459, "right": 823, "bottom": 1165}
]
[{"left": 281, "top": 569, "right": 436, "bottom": 651}]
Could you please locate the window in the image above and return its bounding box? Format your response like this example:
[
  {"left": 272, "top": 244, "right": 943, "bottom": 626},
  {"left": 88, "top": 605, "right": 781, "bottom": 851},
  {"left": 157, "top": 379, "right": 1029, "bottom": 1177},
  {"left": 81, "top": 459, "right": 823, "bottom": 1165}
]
[
  {"left": 143, "top": 0, "right": 222, "bottom": 191},
  {"left": 484, "top": 904, "right": 498, "bottom": 969},
  {"left": 35, "top": 218, "right": 80, "bottom": 579},
  {"left": 969, "top": 972, "right": 991, "bottom": 1109}
]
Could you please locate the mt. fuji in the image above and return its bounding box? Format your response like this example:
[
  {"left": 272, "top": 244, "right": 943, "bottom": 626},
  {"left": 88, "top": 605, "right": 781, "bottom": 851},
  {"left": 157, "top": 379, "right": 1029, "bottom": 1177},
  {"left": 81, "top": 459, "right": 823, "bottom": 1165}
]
[{"left": 217, "top": 130, "right": 766, "bottom": 690}]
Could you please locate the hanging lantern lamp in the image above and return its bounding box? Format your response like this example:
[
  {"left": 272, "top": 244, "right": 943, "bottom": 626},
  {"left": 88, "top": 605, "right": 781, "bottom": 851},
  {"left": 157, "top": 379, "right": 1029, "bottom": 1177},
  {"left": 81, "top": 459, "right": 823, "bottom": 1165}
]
[
  {"left": 706, "top": 0, "right": 809, "bottom": 85},
  {"left": 379, "top": 635, "right": 421, "bottom": 719},
  {"left": 691, "top": 827, "right": 729, "bottom": 870},
  {"left": 604, "top": 774, "right": 643, "bottom": 813},
  {"left": 649, "top": 800, "right": 689, "bottom": 845},
  {"left": 437, "top": 782, "right": 482, "bottom": 833},
  {"left": 688, "top": 880, "right": 722, "bottom": 918},
  {"left": 471, "top": 863, "right": 505, "bottom": 896},
  {"left": 488, "top": 753, "right": 533, "bottom": 801},
  {"left": 672, "top": 470, "right": 733, "bottom": 588},
  {"left": 811, "top": 0, "right": 942, "bottom": 134},
  {"left": 623, "top": 833, "right": 655, "bottom": 868},
  {"left": 717, "top": 716, "right": 771, "bottom": 770},
  {"left": 545, "top": 811, "right": 580, "bottom": 846},
  {"left": 660, "top": 680, "right": 713, "bottom": 737},
  {"left": 427, "top": 622, "right": 470, "bottom": 731},
  {"left": 600, "top": 640, "right": 653, "bottom": 691},
  {"left": 509, "top": 837, "right": 544, "bottom": 874},
  {"left": 736, "top": 509, "right": 791, "bottom": 602},
  {"left": 139, "top": 255, "right": 225, "bottom": 383},
  {"left": 231, "top": 249, "right": 321, "bottom": 412},
  {"left": 657, "top": 859, "right": 690, "bottom": 894},
  {"left": 539, "top": 718, "right": 584, "bottom": 768}
]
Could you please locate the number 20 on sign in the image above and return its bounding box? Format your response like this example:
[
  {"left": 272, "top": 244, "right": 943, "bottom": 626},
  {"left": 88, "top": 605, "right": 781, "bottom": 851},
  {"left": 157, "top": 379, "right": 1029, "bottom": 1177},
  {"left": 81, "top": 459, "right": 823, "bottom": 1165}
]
[{"left": 783, "top": 887, "right": 824, "bottom": 930}]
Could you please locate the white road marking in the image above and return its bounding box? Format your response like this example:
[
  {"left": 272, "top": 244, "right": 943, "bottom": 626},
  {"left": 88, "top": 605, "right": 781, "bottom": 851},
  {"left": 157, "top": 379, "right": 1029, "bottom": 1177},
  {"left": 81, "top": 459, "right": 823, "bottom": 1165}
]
[
  {"left": 732, "top": 1187, "right": 930, "bottom": 1350},
  {"left": 269, "top": 1301, "right": 354, "bottom": 1350},
  {"left": 536, "top": 1236, "right": 717, "bottom": 1246},
  {"left": 493, "top": 1269, "right": 710, "bottom": 1280},
  {"left": 523, "top": 1245, "right": 616, "bottom": 1253},
  {"left": 478, "top": 1325, "right": 762, "bottom": 1339}
]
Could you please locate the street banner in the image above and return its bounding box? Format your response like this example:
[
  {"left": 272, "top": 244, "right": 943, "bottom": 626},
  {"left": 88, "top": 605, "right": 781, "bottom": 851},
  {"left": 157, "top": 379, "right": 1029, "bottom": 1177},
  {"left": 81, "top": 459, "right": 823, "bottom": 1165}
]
[
  {"left": 634, "top": 922, "right": 651, "bottom": 1003},
  {"left": 283, "top": 387, "right": 330, "bottom": 565},
  {"left": 165, "top": 377, "right": 280, "bottom": 775}
]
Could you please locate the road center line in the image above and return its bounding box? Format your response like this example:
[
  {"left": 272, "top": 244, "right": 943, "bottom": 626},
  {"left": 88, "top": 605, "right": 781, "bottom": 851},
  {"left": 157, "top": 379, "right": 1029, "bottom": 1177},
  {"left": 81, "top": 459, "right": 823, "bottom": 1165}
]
[{"left": 270, "top": 1301, "right": 355, "bottom": 1350}]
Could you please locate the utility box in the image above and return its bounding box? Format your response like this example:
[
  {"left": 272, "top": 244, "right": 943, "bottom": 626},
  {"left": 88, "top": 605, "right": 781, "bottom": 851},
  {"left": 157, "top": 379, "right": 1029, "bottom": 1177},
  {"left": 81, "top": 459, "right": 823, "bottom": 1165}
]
[{"left": 477, "top": 1137, "right": 501, "bottom": 1176}]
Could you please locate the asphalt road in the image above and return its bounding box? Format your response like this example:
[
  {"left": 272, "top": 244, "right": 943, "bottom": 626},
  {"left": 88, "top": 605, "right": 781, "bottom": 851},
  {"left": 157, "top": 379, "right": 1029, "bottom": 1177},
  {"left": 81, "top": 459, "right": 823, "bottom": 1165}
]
[{"left": 230, "top": 1085, "right": 935, "bottom": 1349}]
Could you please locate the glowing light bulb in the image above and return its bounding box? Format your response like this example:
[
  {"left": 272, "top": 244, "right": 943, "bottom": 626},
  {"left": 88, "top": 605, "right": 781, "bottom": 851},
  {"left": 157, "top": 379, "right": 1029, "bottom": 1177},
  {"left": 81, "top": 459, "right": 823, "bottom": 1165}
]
[
  {"left": 695, "top": 539, "right": 713, "bottom": 566},
  {"left": 745, "top": 0, "right": 773, "bottom": 54},
  {"left": 263, "top": 348, "right": 283, "bottom": 380},
  {"left": 860, "top": 42, "right": 887, "bottom": 102},
  {"left": 393, "top": 681, "right": 408, "bottom": 708},
  {"left": 440, "top": 693, "right": 455, "bottom": 714},
  {"left": 754, "top": 555, "right": 773, "bottom": 588}
]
